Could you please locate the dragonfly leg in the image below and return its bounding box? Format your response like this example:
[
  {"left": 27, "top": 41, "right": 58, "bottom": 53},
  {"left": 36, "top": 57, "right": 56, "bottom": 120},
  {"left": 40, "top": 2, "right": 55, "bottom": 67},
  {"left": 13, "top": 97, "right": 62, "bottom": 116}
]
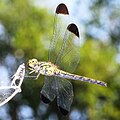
[
  {"left": 25, "top": 75, "right": 36, "bottom": 78},
  {"left": 36, "top": 71, "right": 41, "bottom": 79},
  {"left": 29, "top": 70, "right": 35, "bottom": 74}
]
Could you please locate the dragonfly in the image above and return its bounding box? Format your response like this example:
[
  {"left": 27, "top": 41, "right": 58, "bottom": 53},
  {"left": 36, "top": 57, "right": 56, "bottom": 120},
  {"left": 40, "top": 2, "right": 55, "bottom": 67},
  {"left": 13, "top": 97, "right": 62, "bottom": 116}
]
[
  {"left": 0, "top": 63, "right": 25, "bottom": 107},
  {"left": 28, "top": 3, "right": 107, "bottom": 115}
]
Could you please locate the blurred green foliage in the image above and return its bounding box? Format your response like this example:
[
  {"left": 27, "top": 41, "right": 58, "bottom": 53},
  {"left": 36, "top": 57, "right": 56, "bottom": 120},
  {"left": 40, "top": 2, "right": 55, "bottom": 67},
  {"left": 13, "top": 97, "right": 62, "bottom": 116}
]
[{"left": 0, "top": 0, "right": 120, "bottom": 120}]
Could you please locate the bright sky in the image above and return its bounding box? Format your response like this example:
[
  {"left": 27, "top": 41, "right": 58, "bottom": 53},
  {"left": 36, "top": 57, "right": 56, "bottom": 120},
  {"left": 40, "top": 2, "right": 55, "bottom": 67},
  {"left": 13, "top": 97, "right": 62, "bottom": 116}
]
[{"left": 34, "top": 0, "right": 74, "bottom": 10}]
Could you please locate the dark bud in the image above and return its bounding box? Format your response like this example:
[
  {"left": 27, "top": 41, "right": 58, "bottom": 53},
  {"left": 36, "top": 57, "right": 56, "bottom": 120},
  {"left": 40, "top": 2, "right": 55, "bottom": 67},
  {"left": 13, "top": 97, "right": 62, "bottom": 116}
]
[
  {"left": 67, "top": 23, "right": 79, "bottom": 38},
  {"left": 56, "top": 3, "right": 69, "bottom": 15}
]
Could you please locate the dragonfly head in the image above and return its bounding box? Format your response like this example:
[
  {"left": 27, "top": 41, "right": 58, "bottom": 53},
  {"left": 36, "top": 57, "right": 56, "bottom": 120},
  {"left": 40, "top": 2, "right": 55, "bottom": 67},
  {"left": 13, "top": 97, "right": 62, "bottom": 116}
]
[{"left": 28, "top": 59, "right": 39, "bottom": 72}]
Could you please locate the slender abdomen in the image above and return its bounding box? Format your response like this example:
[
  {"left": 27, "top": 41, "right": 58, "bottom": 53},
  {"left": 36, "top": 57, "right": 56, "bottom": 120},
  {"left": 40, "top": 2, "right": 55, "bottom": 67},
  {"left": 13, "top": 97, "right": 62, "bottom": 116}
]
[{"left": 56, "top": 70, "right": 107, "bottom": 87}]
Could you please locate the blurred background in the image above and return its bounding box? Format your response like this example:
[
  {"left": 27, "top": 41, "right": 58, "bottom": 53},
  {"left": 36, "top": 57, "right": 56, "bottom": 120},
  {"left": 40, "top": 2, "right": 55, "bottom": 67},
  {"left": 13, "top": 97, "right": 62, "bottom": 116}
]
[{"left": 0, "top": 0, "right": 120, "bottom": 120}]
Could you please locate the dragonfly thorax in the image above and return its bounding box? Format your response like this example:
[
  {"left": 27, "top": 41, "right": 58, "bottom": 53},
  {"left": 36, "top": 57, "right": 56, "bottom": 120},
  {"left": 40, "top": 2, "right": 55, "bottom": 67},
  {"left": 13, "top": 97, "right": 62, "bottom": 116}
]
[{"left": 39, "top": 61, "right": 59, "bottom": 76}]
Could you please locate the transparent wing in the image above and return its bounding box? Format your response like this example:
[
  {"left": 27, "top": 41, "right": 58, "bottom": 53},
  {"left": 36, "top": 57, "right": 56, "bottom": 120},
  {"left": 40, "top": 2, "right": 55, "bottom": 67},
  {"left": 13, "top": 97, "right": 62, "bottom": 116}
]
[
  {"left": 41, "top": 76, "right": 73, "bottom": 115},
  {"left": 44, "top": 3, "right": 80, "bottom": 115},
  {"left": 48, "top": 3, "right": 69, "bottom": 63},
  {"left": 56, "top": 78, "right": 73, "bottom": 115},
  {"left": 55, "top": 23, "right": 80, "bottom": 73},
  {"left": 41, "top": 76, "right": 57, "bottom": 103}
]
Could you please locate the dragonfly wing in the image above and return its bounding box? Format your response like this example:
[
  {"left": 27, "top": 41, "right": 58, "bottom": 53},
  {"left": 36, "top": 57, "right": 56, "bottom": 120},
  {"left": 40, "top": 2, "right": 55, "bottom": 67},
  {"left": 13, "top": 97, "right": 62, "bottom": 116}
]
[
  {"left": 55, "top": 23, "right": 80, "bottom": 73},
  {"left": 48, "top": 3, "right": 69, "bottom": 63},
  {"left": 41, "top": 76, "right": 57, "bottom": 103},
  {"left": 41, "top": 76, "right": 73, "bottom": 115},
  {"left": 56, "top": 78, "right": 73, "bottom": 115}
]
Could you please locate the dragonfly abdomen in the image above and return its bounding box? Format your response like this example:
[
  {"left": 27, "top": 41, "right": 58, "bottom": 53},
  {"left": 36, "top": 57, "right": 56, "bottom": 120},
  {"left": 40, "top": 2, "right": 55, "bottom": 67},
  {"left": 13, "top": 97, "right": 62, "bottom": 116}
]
[{"left": 58, "top": 70, "right": 107, "bottom": 87}]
